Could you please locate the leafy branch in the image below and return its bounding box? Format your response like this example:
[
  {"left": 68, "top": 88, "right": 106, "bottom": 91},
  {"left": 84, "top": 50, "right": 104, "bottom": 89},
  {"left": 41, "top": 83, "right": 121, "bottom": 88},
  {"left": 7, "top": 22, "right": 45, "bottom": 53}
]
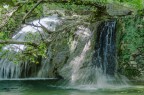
[{"left": 0, "top": 40, "right": 38, "bottom": 47}]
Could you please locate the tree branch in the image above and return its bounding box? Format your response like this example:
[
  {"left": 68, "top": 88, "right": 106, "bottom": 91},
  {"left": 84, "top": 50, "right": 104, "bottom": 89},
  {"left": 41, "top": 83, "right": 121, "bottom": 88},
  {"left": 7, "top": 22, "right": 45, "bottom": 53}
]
[
  {"left": 0, "top": 40, "right": 38, "bottom": 47},
  {"left": 22, "top": 0, "right": 106, "bottom": 23},
  {"left": 22, "top": 0, "right": 43, "bottom": 22}
]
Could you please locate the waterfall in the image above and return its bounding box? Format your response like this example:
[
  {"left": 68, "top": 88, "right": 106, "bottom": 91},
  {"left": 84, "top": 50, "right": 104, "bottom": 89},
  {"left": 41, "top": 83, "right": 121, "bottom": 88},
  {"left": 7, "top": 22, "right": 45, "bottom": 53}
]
[
  {"left": 64, "top": 20, "right": 129, "bottom": 89},
  {"left": 92, "top": 20, "right": 116, "bottom": 76},
  {"left": 0, "top": 15, "right": 129, "bottom": 87},
  {"left": 67, "top": 20, "right": 117, "bottom": 83},
  {"left": 0, "top": 15, "right": 62, "bottom": 79}
]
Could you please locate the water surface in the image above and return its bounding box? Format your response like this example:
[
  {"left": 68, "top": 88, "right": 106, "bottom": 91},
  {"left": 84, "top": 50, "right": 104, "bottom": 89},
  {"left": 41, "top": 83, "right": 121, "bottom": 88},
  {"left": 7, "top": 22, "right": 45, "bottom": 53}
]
[{"left": 0, "top": 79, "right": 143, "bottom": 95}]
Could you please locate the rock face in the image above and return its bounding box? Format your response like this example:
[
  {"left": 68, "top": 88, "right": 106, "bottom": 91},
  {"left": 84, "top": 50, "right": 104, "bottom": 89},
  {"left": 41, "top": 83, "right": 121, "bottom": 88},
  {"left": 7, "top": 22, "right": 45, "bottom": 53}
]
[
  {"left": 59, "top": 25, "right": 93, "bottom": 80},
  {"left": 41, "top": 24, "right": 93, "bottom": 79},
  {"left": 106, "top": 3, "right": 133, "bottom": 16}
]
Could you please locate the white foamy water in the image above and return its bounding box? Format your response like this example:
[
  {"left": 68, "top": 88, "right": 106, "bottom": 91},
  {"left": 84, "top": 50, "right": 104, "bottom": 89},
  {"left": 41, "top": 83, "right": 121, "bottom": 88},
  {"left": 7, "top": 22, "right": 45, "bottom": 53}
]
[
  {"left": 70, "top": 40, "right": 91, "bottom": 83},
  {"left": 3, "top": 44, "right": 25, "bottom": 52}
]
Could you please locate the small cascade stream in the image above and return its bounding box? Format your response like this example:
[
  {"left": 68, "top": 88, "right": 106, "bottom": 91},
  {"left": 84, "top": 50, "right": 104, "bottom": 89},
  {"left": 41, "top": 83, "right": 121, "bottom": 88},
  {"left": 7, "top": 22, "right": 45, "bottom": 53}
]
[{"left": 92, "top": 20, "right": 116, "bottom": 76}]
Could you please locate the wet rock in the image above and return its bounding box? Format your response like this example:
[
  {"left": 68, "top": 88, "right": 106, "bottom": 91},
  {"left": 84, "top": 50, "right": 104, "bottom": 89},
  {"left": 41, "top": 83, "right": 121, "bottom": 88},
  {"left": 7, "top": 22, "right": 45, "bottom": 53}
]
[
  {"left": 130, "top": 61, "right": 137, "bottom": 68},
  {"left": 106, "top": 3, "right": 133, "bottom": 16}
]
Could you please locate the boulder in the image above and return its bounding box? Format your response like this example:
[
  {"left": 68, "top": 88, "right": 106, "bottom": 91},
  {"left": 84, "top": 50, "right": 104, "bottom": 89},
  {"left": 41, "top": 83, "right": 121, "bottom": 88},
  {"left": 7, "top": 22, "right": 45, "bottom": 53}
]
[{"left": 106, "top": 3, "right": 133, "bottom": 16}]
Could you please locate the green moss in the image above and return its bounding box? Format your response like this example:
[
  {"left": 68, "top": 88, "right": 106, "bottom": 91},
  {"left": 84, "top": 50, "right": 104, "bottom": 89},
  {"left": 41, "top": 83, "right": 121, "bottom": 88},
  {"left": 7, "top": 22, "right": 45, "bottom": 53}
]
[{"left": 117, "top": 15, "right": 144, "bottom": 78}]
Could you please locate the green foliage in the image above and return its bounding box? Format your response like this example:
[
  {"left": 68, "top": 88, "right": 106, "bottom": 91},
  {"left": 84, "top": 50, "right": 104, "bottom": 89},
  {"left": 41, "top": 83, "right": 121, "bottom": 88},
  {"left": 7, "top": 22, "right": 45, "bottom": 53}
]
[
  {"left": 0, "top": 1, "right": 43, "bottom": 64},
  {"left": 116, "top": 0, "right": 144, "bottom": 10},
  {"left": 46, "top": 3, "right": 95, "bottom": 11},
  {"left": 0, "top": 41, "right": 47, "bottom": 64},
  {"left": 118, "top": 16, "right": 144, "bottom": 78}
]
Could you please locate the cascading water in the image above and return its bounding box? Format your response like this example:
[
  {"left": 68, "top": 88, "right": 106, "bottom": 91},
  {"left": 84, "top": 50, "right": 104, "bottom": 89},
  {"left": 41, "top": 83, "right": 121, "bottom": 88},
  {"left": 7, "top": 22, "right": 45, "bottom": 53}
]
[
  {"left": 63, "top": 20, "right": 129, "bottom": 89},
  {"left": 92, "top": 20, "right": 116, "bottom": 76},
  {"left": 0, "top": 15, "right": 62, "bottom": 79},
  {"left": 0, "top": 14, "right": 128, "bottom": 88}
]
